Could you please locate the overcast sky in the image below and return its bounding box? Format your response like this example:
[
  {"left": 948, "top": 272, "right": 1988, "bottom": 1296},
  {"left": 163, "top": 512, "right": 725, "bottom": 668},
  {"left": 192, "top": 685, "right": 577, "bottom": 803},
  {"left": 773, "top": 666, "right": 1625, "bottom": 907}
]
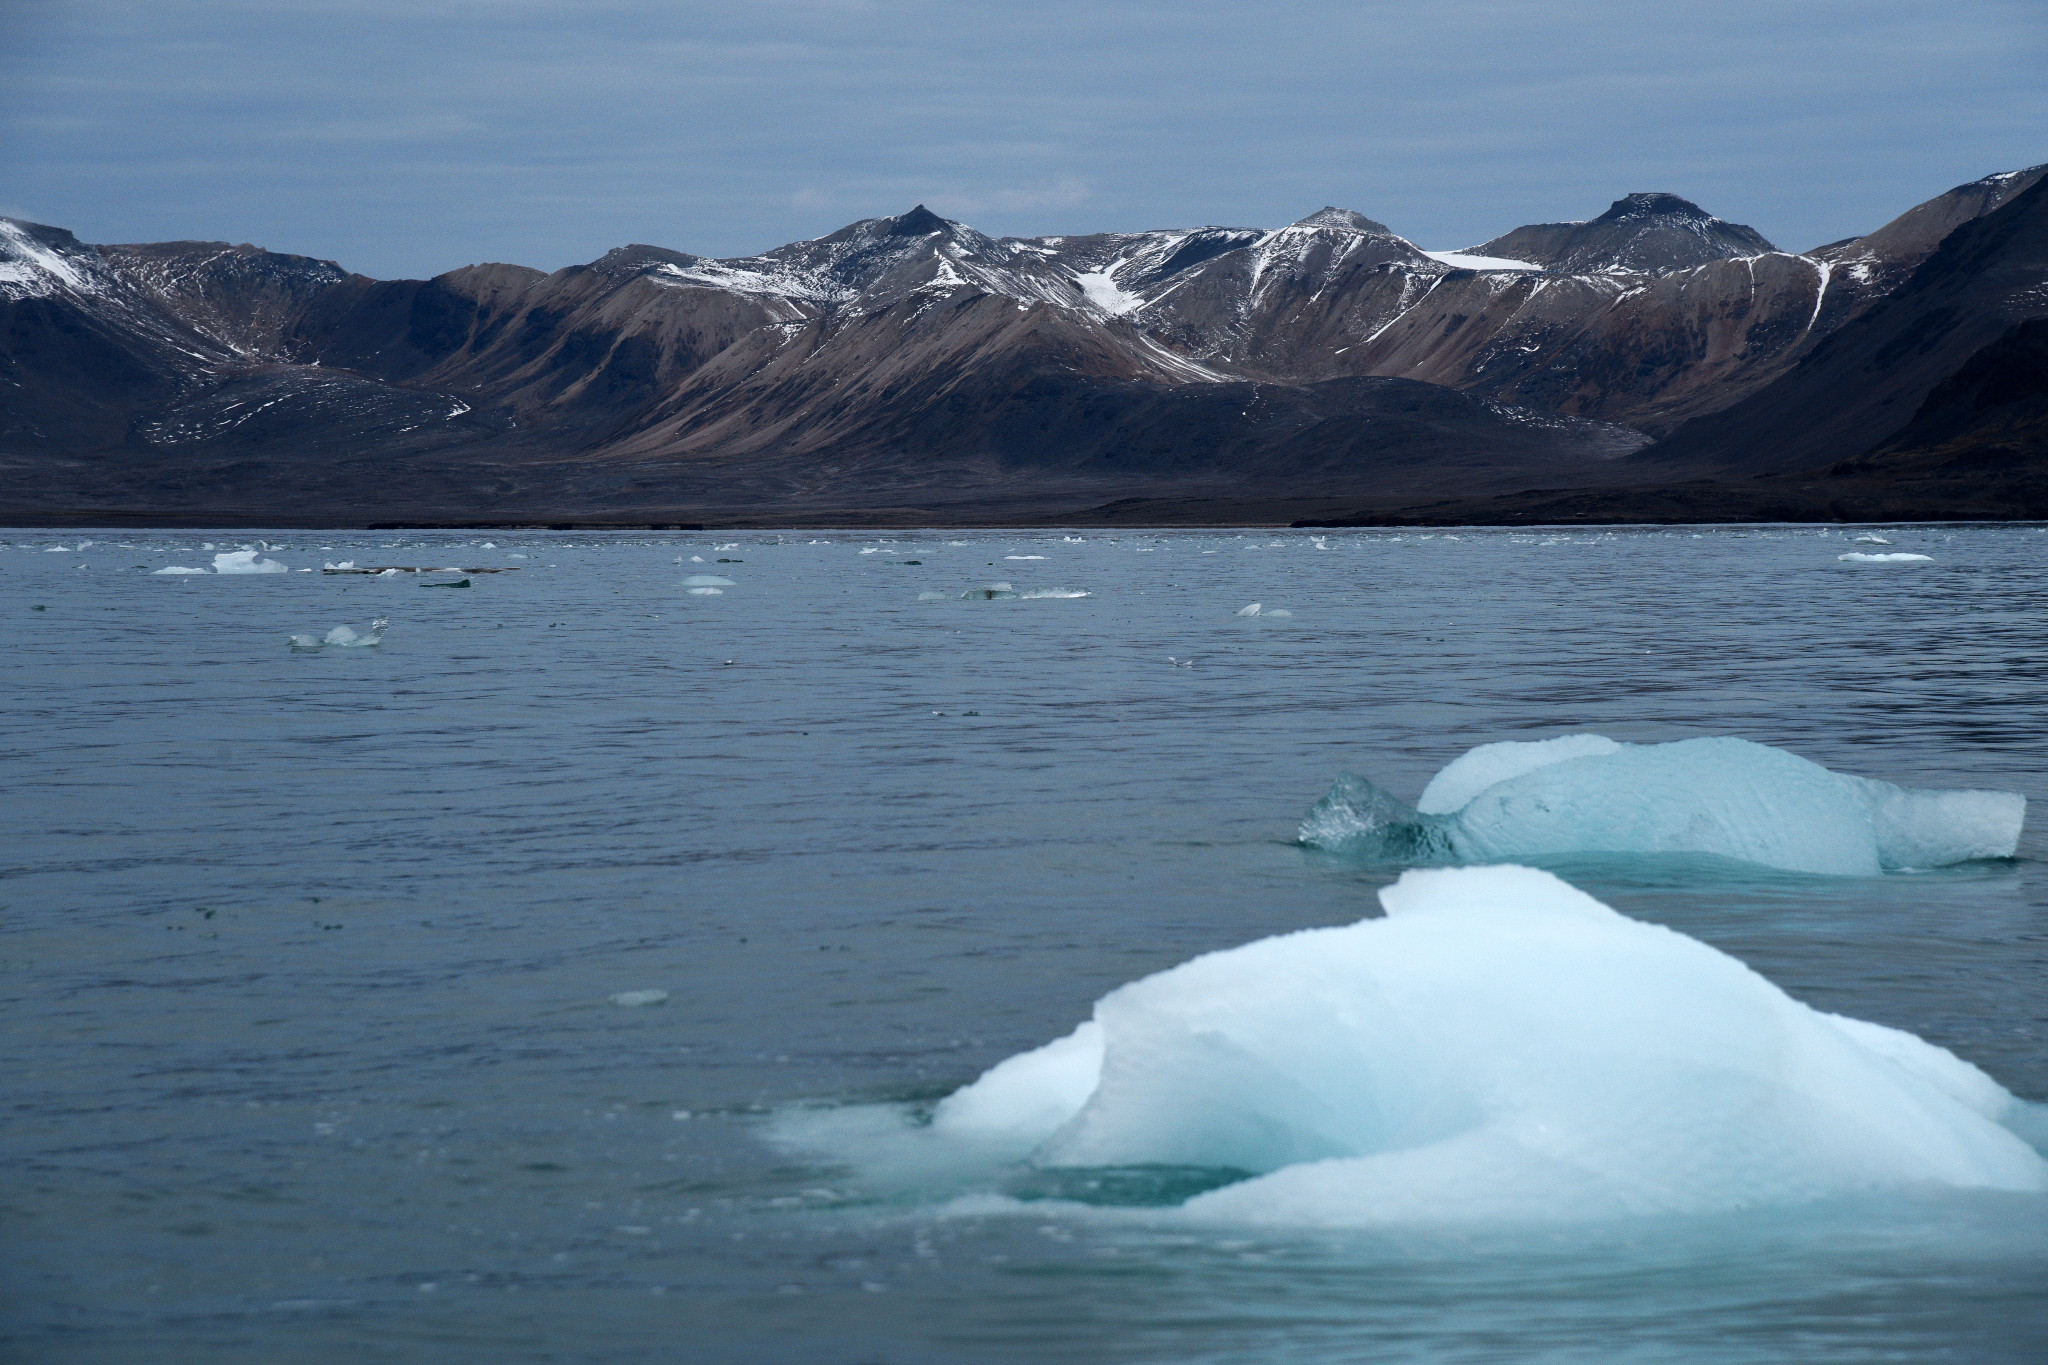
[{"left": 2, "top": 0, "right": 2042, "bottom": 279}]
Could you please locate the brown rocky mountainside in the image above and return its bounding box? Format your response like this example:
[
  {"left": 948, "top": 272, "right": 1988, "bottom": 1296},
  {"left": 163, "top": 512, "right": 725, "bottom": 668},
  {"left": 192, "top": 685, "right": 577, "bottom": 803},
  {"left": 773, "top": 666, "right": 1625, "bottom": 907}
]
[{"left": 1, "top": 166, "right": 2043, "bottom": 527}]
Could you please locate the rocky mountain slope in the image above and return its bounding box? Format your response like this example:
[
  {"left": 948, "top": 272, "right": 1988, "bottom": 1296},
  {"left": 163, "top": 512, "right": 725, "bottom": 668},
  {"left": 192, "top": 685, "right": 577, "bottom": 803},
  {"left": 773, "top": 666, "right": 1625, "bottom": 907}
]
[{"left": 2, "top": 165, "right": 2042, "bottom": 526}]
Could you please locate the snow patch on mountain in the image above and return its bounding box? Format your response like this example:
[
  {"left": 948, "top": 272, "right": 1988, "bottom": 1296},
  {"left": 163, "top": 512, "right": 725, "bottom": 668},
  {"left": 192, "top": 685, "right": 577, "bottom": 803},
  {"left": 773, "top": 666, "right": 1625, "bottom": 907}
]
[
  {"left": 1426, "top": 250, "right": 1542, "bottom": 272},
  {"left": 0, "top": 219, "right": 101, "bottom": 298},
  {"left": 1073, "top": 260, "right": 1147, "bottom": 316}
]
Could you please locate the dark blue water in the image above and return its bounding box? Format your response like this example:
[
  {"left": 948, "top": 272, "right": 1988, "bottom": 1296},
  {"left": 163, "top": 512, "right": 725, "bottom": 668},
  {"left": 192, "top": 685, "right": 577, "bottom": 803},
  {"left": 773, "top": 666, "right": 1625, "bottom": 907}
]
[{"left": 4, "top": 525, "right": 2045, "bottom": 1363}]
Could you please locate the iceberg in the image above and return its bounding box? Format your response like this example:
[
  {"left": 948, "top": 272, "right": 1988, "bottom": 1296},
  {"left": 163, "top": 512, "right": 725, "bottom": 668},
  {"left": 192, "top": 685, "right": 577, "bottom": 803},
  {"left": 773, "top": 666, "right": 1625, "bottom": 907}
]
[
  {"left": 1300, "top": 735, "right": 2022, "bottom": 875},
  {"left": 214, "top": 549, "right": 287, "bottom": 574},
  {"left": 914, "top": 866, "right": 2047, "bottom": 1224}
]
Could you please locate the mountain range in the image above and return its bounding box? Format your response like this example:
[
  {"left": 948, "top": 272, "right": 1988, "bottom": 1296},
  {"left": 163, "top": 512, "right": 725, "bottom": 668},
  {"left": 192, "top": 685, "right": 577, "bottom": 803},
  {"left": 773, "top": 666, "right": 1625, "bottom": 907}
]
[{"left": 2, "top": 164, "right": 2043, "bottom": 527}]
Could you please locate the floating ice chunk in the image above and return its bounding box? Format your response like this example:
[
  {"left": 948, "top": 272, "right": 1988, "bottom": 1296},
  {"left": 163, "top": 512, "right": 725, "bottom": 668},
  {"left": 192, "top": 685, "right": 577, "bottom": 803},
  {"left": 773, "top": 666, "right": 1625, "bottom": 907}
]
[
  {"left": 610, "top": 989, "right": 669, "bottom": 1008},
  {"left": 923, "top": 865, "right": 2046, "bottom": 1223},
  {"left": 1235, "top": 603, "right": 1261, "bottom": 617},
  {"left": 1839, "top": 552, "right": 1932, "bottom": 563},
  {"left": 154, "top": 565, "right": 208, "bottom": 575},
  {"left": 323, "top": 560, "right": 356, "bottom": 570},
  {"left": 1417, "top": 734, "right": 1624, "bottom": 814},
  {"left": 214, "top": 550, "right": 287, "bottom": 574},
  {"left": 1019, "top": 587, "right": 1090, "bottom": 599},
  {"left": 1303, "top": 735, "right": 2023, "bottom": 875},
  {"left": 682, "top": 574, "right": 736, "bottom": 587},
  {"left": 934, "top": 1021, "right": 1104, "bottom": 1148}
]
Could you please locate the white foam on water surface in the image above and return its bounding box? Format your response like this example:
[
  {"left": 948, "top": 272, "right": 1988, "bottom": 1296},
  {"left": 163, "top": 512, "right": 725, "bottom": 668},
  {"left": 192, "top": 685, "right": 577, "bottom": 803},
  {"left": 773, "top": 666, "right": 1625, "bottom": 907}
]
[
  {"left": 610, "top": 989, "right": 669, "bottom": 1008},
  {"left": 779, "top": 867, "right": 2048, "bottom": 1227},
  {"left": 1303, "top": 735, "right": 2023, "bottom": 875},
  {"left": 289, "top": 619, "right": 387, "bottom": 650}
]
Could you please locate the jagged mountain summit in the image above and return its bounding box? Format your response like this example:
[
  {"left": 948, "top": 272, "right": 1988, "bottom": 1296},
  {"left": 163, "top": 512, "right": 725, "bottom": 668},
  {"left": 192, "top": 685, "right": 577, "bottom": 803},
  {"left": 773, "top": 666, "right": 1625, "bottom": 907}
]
[{"left": 2, "top": 167, "right": 2043, "bottom": 526}]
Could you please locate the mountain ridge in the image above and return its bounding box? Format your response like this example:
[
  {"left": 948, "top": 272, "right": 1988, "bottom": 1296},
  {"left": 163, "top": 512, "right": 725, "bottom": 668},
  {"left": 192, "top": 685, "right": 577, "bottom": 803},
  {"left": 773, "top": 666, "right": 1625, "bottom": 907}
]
[{"left": 3, "top": 167, "right": 2043, "bottom": 526}]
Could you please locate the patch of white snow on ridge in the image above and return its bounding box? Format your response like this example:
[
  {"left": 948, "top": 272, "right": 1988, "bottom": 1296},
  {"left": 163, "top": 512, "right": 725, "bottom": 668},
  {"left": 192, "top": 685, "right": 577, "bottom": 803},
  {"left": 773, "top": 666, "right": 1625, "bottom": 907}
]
[
  {"left": 1426, "top": 250, "right": 1542, "bottom": 272},
  {"left": 0, "top": 220, "right": 96, "bottom": 297},
  {"left": 1073, "top": 259, "right": 1145, "bottom": 316}
]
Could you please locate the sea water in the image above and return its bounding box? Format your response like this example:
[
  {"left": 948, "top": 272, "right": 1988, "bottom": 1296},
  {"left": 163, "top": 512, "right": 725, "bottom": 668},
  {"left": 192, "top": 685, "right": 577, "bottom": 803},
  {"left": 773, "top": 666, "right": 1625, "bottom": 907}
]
[{"left": 2, "top": 524, "right": 2045, "bottom": 1363}]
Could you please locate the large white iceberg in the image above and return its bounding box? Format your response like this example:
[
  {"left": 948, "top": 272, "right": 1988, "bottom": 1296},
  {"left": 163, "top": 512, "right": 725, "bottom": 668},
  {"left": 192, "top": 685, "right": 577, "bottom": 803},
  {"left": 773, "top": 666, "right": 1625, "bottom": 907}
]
[
  {"left": 1300, "top": 735, "right": 2022, "bottom": 875},
  {"left": 911, "top": 866, "right": 2047, "bottom": 1224}
]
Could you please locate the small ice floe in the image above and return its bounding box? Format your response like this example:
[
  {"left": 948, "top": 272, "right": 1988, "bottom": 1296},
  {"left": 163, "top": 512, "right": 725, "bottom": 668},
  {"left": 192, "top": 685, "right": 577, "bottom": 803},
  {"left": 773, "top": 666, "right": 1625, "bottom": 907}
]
[
  {"left": 1838, "top": 552, "right": 1932, "bottom": 563},
  {"left": 714, "top": 543, "right": 738, "bottom": 552},
  {"left": 214, "top": 549, "right": 287, "bottom": 574},
  {"left": 1019, "top": 587, "right": 1090, "bottom": 599},
  {"left": 154, "top": 565, "right": 208, "bottom": 575},
  {"left": 961, "top": 582, "right": 1018, "bottom": 600},
  {"left": 324, "top": 560, "right": 356, "bottom": 570},
  {"left": 611, "top": 989, "right": 669, "bottom": 1008},
  {"left": 917, "top": 590, "right": 948, "bottom": 601},
  {"left": 1236, "top": 603, "right": 1262, "bottom": 617},
  {"left": 288, "top": 619, "right": 388, "bottom": 650},
  {"left": 1854, "top": 534, "right": 1891, "bottom": 545},
  {"left": 45, "top": 545, "right": 72, "bottom": 552}
]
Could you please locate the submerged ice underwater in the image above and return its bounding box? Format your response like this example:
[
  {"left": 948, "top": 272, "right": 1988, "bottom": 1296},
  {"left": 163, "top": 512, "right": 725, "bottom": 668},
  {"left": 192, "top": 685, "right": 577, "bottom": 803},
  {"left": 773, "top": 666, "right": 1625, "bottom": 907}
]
[{"left": 781, "top": 736, "right": 2042, "bottom": 1223}]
